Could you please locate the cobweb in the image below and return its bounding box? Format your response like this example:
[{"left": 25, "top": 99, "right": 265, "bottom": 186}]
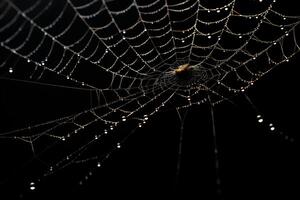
[{"left": 0, "top": 0, "right": 299, "bottom": 197}]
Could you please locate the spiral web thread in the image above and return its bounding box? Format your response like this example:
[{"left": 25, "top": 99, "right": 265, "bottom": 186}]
[{"left": 0, "top": 0, "right": 299, "bottom": 190}]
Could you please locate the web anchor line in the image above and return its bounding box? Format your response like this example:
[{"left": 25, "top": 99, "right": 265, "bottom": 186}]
[
  {"left": 244, "top": 94, "right": 295, "bottom": 143},
  {"left": 208, "top": 95, "right": 223, "bottom": 198},
  {"left": 175, "top": 107, "right": 189, "bottom": 188}
]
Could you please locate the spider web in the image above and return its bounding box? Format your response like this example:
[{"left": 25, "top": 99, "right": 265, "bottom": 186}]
[{"left": 0, "top": 0, "right": 299, "bottom": 196}]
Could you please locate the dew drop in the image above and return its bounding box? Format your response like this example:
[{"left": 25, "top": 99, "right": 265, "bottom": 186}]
[
  {"left": 29, "top": 182, "right": 35, "bottom": 190},
  {"left": 117, "top": 143, "right": 121, "bottom": 148},
  {"left": 257, "top": 115, "right": 261, "bottom": 118}
]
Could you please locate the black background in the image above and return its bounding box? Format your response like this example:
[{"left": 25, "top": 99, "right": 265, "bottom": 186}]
[{"left": 0, "top": 0, "right": 299, "bottom": 199}]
